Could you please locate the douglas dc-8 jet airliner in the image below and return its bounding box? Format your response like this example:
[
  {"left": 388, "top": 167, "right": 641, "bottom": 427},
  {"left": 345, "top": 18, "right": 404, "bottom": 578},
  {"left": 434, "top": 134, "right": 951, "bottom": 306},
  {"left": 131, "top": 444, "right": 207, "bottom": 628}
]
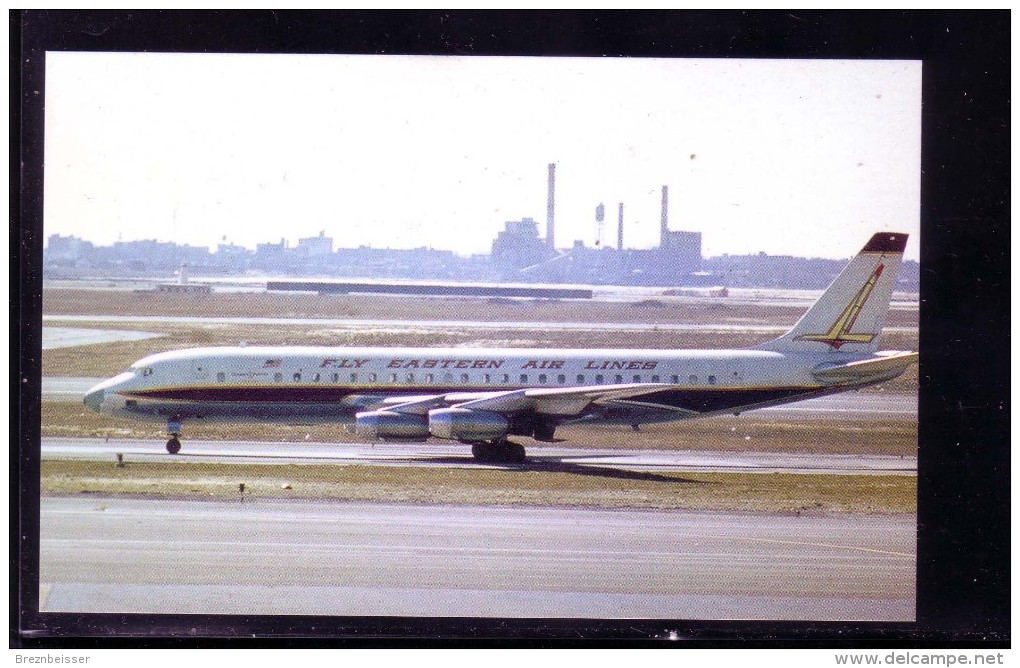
[{"left": 84, "top": 233, "right": 917, "bottom": 463}]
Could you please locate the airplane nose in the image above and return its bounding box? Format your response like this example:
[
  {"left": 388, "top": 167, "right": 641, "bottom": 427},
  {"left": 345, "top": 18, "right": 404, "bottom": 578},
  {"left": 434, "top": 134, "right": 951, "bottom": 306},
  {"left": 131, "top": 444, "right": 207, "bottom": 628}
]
[{"left": 83, "top": 387, "right": 105, "bottom": 413}]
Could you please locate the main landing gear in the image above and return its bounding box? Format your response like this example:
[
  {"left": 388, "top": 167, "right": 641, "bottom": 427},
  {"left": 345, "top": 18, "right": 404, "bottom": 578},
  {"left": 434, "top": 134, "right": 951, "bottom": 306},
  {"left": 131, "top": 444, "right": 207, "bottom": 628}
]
[{"left": 470, "top": 439, "right": 527, "bottom": 464}]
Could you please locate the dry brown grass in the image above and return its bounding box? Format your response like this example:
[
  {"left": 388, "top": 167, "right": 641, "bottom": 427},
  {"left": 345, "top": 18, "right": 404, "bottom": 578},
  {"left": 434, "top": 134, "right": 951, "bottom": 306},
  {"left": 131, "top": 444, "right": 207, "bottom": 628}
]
[
  {"left": 41, "top": 459, "right": 916, "bottom": 514},
  {"left": 43, "top": 288, "right": 918, "bottom": 328}
]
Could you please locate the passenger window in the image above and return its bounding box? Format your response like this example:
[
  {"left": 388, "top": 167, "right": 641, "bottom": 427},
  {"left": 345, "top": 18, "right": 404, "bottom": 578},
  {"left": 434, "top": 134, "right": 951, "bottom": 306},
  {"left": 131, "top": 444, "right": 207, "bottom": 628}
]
[
  {"left": 595, "top": 374, "right": 604, "bottom": 384},
  {"left": 293, "top": 372, "right": 301, "bottom": 382},
  {"left": 689, "top": 375, "right": 698, "bottom": 384},
  {"left": 576, "top": 374, "right": 584, "bottom": 384},
  {"left": 426, "top": 373, "right": 434, "bottom": 383},
  {"left": 460, "top": 373, "right": 470, "bottom": 383},
  {"left": 216, "top": 372, "right": 226, "bottom": 383},
  {"left": 539, "top": 374, "right": 547, "bottom": 384},
  {"left": 502, "top": 374, "right": 510, "bottom": 383},
  {"left": 368, "top": 373, "right": 377, "bottom": 382},
  {"left": 274, "top": 372, "right": 283, "bottom": 383},
  {"left": 671, "top": 375, "right": 679, "bottom": 384},
  {"left": 615, "top": 375, "right": 623, "bottom": 384},
  {"left": 444, "top": 373, "right": 453, "bottom": 383},
  {"left": 349, "top": 373, "right": 357, "bottom": 383},
  {"left": 390, "top": 373, "right": 398, "bottom": 383},
  {"left": 484, "top": 374, "right": 491, "bottom": 384},
  {"left": 313, "top": 373, "right": 321, "bottom": 382},
  {"left": 651, "top": 375, "right": 660, "bottom": 382},
  {"left": 708, "top": 375, "right": 716, "bottom": 385},
  {"left": 520, "top": 374, "right": 528, "bottom": 383},
  {"left": 557, "top": 374, "right": 566, "bottom": 384},
  {"left": 331, "top": 373, "right": 339, "bottom": 382},
  {"left": 406, "top": 373, "right": 415, "bottom": 383}
]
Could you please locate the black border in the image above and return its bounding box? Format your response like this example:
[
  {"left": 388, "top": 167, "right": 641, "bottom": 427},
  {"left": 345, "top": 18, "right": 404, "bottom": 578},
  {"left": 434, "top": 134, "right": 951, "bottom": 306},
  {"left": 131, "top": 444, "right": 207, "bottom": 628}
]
[{"left": 13, "top": 10, "right": 1010, "bottom": 647}]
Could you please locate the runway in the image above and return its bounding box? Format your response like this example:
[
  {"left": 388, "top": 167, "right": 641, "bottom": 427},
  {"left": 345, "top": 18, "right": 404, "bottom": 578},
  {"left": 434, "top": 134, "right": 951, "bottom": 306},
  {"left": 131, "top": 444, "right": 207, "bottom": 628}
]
[
  {"left": 39, "top": 496, "right": 915, "bottom": 620},
  {"left": 42, "top": 327, "right": 163, "bottom": 350},
  {"left": 41, "top": 436, "right": 916, "bottom": 474}
]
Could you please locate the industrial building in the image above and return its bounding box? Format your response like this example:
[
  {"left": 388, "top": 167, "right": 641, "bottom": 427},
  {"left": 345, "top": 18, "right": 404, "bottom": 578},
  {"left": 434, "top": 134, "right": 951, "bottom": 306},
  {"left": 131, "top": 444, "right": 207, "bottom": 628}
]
[{"left": 490, "top": 175, "right": 703, "bottom": 286}]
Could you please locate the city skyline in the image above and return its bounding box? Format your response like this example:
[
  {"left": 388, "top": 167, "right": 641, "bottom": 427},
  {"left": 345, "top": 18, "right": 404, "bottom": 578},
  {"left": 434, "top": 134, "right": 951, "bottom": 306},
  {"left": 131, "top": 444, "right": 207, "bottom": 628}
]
[{"left": 44, "top": 53, "right": 922, "bottom": 261}]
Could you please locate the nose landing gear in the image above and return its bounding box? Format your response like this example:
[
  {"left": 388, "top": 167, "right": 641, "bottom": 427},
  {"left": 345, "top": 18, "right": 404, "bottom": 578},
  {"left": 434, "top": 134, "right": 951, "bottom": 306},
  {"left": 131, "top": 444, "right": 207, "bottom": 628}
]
[{"left": 166, "top": 419, "right": 182, "bottom": 454}]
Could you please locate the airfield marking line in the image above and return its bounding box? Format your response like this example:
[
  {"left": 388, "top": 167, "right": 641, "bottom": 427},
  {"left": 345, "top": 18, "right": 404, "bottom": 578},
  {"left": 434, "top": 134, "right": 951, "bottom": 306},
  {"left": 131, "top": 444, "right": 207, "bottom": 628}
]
[
  {"left": 40, "top": 537, "right": 906, "bottom": 564},
  {"left": 717, "top": 535, "right": 915, "bottom": 559}
]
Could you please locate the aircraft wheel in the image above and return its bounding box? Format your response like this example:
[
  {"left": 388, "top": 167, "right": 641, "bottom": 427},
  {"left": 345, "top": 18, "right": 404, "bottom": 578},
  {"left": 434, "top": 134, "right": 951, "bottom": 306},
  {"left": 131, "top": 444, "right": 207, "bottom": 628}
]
[
  {"left": 166, "top": 436, "right": 182, "bottom": 455},
  {"left": 471, "top": 441, "right": 526, "bottom": 464},
  {"left": 471, "top": 442, "right": 494, "bottom": 462},
  {"left": 503, "top": 442, "right": 527, "bottom": 463}
]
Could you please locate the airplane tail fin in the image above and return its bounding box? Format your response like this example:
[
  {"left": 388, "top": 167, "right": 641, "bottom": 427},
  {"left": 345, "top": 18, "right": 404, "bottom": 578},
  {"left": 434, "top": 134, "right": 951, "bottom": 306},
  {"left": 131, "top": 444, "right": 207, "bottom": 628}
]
[{"left": 756, "top": 232, "right": 909, "bottom": 354}]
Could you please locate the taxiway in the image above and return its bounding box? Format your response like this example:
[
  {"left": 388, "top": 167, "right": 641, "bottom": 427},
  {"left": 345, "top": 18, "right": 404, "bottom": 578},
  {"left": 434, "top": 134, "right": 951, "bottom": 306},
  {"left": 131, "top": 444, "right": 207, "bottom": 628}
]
[
  {"left": 39, "top": 496, "right": 915, "bottom": 620},
  {"left": 41, "top": 436, "right": 916, "bottom": 475}
]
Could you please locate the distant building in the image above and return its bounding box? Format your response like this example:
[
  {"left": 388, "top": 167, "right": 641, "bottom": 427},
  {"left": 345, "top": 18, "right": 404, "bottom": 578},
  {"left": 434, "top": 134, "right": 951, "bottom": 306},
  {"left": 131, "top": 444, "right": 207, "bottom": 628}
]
[
  {"left": 45, "top": 234, "right": 93, "bottom": 263},
  {"left": 296, "top": 231, "right": 333, "bottom": 258},
  {"left": 215, "top": 242, "right": 250, "bottom": 272},
  {"left": 491, "top": 218, "right": 554, "bottom": 276},
  {"left": 252, "top": 238, "right": 294, "bottom": 272},
  {"left": 659, "top": 230, "right": 702, "bottom": 272}
]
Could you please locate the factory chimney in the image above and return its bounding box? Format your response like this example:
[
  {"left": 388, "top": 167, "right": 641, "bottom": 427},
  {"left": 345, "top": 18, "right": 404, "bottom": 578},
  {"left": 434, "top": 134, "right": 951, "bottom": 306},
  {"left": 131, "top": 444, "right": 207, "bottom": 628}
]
[
  {"left": 660, "top": 185, "right": 669, "bottom": 248},
  {"left": 546, "top": 163, "right": 556, "bottom": 251},
  {"left": 617, "top": 203, "right": 624, "bottom": 250}
]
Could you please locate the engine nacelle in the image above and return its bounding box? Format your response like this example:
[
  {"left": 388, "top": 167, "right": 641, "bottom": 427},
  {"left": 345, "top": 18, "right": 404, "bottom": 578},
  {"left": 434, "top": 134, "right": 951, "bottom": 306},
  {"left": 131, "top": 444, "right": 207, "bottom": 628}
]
[
  {"left": 428, "top": 407, "right": 509, "bottom": 442},
  {"left": 354, "top": 410, "right": 430, "bottom": 440}
]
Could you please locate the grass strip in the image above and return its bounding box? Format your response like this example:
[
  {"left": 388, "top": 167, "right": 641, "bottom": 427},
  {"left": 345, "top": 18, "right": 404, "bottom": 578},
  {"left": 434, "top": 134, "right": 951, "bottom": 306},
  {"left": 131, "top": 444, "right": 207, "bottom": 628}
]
[{"left": 42, "top": 459, "right": 916, "bottom": 515}]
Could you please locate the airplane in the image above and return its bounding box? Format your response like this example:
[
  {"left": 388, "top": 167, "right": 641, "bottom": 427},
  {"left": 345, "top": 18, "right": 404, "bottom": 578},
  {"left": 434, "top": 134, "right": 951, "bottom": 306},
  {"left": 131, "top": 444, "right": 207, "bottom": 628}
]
[{"left": 83, "top": 232, "right": 918, "bottom": 463}]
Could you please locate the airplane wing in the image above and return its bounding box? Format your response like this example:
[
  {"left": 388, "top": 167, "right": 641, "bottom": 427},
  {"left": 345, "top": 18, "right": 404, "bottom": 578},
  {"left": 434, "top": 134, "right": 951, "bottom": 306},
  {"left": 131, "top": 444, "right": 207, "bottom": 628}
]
[
  {"left": 812, "top": 351, "right": 918, "bottom": 384},
  {"left": 375, "top": 383, "right": 674, "bottom": 418},
  {"left": 444, "top": 383, "right": 674, "bottom": 417}
]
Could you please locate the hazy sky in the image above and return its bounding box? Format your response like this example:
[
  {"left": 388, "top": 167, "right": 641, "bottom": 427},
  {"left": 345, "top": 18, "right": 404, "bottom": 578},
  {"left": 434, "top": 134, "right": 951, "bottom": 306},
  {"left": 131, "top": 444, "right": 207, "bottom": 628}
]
[{"left": 44, "top": 53, "right": 921, "bottom": 261}]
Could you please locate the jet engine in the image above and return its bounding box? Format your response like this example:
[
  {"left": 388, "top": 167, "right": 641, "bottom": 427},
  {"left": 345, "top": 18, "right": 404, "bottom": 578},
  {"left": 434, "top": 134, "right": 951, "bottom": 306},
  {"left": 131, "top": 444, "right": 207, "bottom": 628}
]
[
  {"left": 428, "top": 407, "right": 509, "bottom": 442},
  {"left": 354, "top": 410, "right": 430, "bottom": 440}
]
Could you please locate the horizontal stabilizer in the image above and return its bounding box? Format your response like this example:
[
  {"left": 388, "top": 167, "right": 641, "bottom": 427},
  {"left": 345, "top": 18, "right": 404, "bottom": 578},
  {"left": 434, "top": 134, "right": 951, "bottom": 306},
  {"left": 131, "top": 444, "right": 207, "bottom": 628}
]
[{"left": 812, "top": 351, "right": 918, "bottom": 384}]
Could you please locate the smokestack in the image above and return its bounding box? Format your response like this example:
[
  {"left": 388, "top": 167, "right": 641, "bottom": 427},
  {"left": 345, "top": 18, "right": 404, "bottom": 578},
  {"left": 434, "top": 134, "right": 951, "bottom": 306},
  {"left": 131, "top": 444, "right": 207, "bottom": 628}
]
[
  {"left": 546, "top": 163, "right": 556, "bottom": 251},
  {"left": 660, "top": 185, "right": 669, "bottom": 248},
  {"left": 617, "top": 203, "right": 624, "bottom": 250}
]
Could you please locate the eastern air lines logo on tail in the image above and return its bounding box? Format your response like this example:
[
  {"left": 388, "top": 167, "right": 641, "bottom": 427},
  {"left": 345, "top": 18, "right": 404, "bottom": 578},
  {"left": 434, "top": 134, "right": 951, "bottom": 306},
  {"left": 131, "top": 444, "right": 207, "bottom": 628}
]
[{"left": 795, "top": 264, "right": 884, "bottom": 349}]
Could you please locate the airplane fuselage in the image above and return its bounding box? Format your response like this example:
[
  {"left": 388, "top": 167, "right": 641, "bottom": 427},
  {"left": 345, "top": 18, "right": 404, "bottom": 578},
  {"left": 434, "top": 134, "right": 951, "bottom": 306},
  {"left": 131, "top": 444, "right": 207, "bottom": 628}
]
[{"left": 85, "top": 344, "right": 898, "bottom": 428}]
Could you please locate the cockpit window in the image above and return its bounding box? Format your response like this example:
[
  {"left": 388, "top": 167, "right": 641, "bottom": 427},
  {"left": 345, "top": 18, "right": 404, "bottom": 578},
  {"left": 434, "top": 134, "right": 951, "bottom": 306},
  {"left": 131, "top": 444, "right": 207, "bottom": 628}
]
[{"left": 142, "top": 368, "right": 153, "bottom": 377}]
